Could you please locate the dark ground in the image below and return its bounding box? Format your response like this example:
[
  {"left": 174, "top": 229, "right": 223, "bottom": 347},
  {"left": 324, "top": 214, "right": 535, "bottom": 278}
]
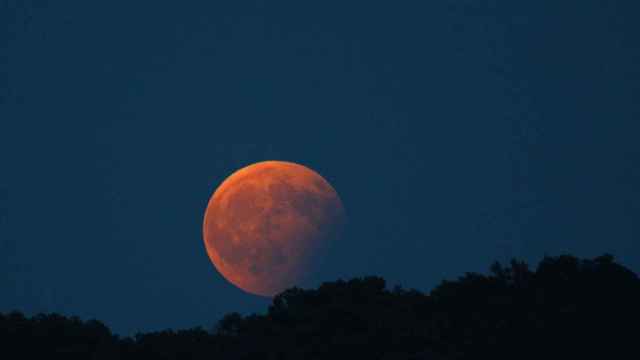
[{"left": 2, "top": 254, "right": 638, "bottom": 359}]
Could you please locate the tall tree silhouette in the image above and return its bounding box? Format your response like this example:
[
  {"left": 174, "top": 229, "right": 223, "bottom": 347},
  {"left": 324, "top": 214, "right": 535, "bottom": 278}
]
[{"left": 2, "top": 254, "right": 638, "bottom": 359}]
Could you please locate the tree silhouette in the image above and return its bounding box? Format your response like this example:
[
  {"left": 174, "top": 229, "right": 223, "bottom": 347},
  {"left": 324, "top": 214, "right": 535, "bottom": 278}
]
[{"left": 1, "top": 254, "right": 638, "bottom": 359}]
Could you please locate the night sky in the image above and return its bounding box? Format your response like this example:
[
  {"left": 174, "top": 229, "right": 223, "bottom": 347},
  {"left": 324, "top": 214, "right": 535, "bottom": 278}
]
[{"left": 2, "top": 1, "right": 639, "bottom": 335}]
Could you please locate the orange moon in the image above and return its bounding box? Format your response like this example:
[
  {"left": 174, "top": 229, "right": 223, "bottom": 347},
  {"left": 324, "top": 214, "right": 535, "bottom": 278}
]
[{"left": 203, "top": 161, "right": 345, "bottom": 297}]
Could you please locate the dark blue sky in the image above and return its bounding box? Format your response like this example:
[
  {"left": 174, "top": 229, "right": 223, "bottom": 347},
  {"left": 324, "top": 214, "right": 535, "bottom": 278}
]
[{"left": 2, "top": 1, "right": 639, "bottom": 335}]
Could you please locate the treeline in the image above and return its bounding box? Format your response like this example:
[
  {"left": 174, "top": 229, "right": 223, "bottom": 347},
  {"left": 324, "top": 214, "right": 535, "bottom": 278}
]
[{"left": 2, "top": 254, "right": 639, "bottom": 359}]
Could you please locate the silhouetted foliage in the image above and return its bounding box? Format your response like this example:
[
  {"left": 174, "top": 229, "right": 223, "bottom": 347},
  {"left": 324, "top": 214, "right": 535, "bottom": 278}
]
[{"left": 2, "top": 254, "right": 638, "bottom": 359}]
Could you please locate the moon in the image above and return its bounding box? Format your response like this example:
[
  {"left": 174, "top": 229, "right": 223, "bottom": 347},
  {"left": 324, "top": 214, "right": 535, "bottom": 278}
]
[{"left": 203, "top": 161, "right": 345, "bottom": 297}]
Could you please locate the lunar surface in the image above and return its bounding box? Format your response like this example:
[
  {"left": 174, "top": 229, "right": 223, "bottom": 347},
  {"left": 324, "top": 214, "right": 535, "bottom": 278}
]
[{"left": 203, "top": 161, "right": 345, "bottom": 297}]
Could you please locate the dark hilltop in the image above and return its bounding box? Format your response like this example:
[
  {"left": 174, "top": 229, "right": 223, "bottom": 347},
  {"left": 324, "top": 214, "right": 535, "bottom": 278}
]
[{"left": 2, "top": 254, "right": 638, "bottom": 359}]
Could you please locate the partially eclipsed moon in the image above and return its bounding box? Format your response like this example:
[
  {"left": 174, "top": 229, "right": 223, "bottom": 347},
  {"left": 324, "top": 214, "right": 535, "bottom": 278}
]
[{"left": 203, "top": 161, "right": 345, "bottom": 297}]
